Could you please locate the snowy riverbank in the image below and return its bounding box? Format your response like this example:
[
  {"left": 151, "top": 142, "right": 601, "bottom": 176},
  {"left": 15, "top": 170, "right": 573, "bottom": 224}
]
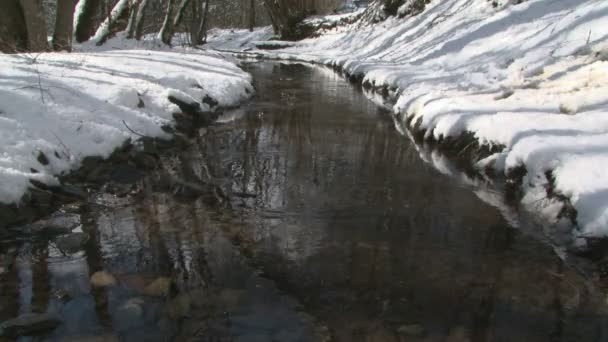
[
  {"left": 0, "top": 35, "right": 252, "bottom": 206},
  {"left": 210, "top": 0, "right": 608, "bottom": 244}
]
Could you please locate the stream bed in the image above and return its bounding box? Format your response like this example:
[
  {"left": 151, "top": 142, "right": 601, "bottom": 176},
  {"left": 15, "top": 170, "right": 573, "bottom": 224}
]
[{"left": 1, "top": 62, "right": 608, "bottom": 342}]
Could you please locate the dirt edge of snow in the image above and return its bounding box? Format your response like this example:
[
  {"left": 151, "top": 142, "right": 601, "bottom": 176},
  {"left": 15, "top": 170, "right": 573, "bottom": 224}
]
[{"left": 0, "top": 93, "right": 246, "bottom": 232}]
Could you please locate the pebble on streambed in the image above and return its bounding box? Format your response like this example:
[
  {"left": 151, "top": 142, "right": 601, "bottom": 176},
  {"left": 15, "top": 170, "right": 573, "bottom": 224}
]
[
  {"left": 0, "top": 313, "right": 61, "bottom": 338},
  {"left": 90, "top": 270, "right": 118, "bottom": 287}
]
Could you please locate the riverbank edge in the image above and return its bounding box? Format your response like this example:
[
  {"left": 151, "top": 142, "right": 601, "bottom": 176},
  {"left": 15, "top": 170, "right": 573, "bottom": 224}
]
[
  {"left": 0, "top": 93, "right": 249, "bottom": 233},
  {"left": 233, "top": 51, "right": 604, "bottom": 255}
]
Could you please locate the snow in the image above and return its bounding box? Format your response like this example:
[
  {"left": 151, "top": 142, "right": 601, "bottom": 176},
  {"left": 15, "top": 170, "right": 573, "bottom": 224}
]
[
  {"left": 210, "top": 0, "right": 608, "bottom": 241},
  {"left": 206, "top": 27, "right": 275, "bottom": 51},
  {"left": 0, "top": 35, "right": 252, "bottom": 205}
]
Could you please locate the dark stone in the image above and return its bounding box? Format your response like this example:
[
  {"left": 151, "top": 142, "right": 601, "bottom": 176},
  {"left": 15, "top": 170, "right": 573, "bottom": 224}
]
[
  {"left": 109, "top": 164, "right": 144, "bottom": 184},
  {"left": 55, "top": 232, "right": 89, "bottom": 254},
  {"left": 131, "top": 153, "right": 157, "bottom": 170},
  {"left": 172, "top": 180, "right": 209, "bottom": 200},
  {"left": 80, "top": 156, "right": 103, "bottom": 171},
  {"left": 396, "top": 324, "right": 425, "bottom": 337},
  {"left": 168, "top": 95, "right": 201, "bottom": 114},
  {"left": 0, "top": 313, "right": 61, "bottom": 338},
  {"left": 233, "top": 192, "right": 257, "bottom": 199},
  {"left": 202, "top": 95, "right": 219, "bottom": 108},
  {"left": 0, "top": 205, "right": 19, "bottom": 231},
  {"left": 57, "top": 184, "right": 88, "bottom": 200},
  {"left": 85, "top": 165, "right": 109, "bottom": 184},
  {"left": 29, "top": 179, "right": 50, "bottom": 191},
  {"left": 37, "top": 151, "right": 49, "bottom": 165},
  {"left": 160, "top": 125, "right": 175, "bottom": 134},
  {"left": 31, "top": 212, "right": 81, "bottom": 236},
  {"left": 169, "top": 96, "right": 216, "bottom": 129}
]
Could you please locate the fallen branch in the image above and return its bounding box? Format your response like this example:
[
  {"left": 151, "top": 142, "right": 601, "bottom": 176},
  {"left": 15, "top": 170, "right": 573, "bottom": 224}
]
[
  {"left": 36, "top": 65, "right": 45, "bottom": 103},
  {"left": 122, "top": 120, "right": 146, "bottom": 137},
  {"left": 50, "top": 130, "right": 72, "bottom": 160}
]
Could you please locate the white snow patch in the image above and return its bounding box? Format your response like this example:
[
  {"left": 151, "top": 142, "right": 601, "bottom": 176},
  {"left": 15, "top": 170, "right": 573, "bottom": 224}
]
[{"left": 0, "top": 36, "right": 252, "bottom": 204}]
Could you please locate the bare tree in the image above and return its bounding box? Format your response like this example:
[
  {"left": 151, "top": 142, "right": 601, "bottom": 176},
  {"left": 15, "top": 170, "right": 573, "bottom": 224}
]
[
  {"left": 74, "top": 0, "right": 102, "bottom": 43},
  {"left": 159, "top": 0, "right": 176, "bottom": 45},
  {"left": 197, "top": 0, "right": 211, "bottom": 44},
  {"left": 53, "top": 0, "right": 77, "bottom": 50},
  {"left": 0, "top": 0, "right": 28, "bottom": 52},
  {"left": 249, "top": 0, "right": 255, "bottom": 31},
  {"left": 188, "top": 0, "right": 201, "bottom": 44},
  {"left": 133, "top": 0, "right": 149, "bottom": 39},
  {"left": 264, "top": 0, "right": 318, "bottom": 39},
  {"left": 125, "top": 0, "right": 140, "bottom": 38},
  {"left": 173, "top": 0, "right": 191, "bottom": 29},
  {"left": 20, "top": 0, "right": 49, "bottom": 51},
  {"left": 92, "top": 0, "right": 131, "bottom": 45}
]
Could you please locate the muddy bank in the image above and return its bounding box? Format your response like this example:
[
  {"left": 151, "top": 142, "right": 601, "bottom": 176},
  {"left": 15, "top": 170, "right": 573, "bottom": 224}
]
[{"left": 0, "top": 96, "right": 227, "bottom": 234}]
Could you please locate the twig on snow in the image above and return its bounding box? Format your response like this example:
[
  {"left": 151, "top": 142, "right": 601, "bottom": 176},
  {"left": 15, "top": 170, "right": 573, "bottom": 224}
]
[
  {"left": 35, "top": 64, "right": 45, "bottom": 104},
  {"left": 122, "top": 120, "right": 146, "bottom": 137},
  {"left": 50, "top": 130, "right": 72, "bottom": 160}
]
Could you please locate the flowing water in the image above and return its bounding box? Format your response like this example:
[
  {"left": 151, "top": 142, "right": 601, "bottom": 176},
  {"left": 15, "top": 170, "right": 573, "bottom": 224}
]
[{"left": 1, "top": 62, "right": 608, "bottom": 342}]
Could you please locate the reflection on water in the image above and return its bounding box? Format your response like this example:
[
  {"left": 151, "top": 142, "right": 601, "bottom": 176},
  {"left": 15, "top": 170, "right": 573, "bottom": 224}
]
[{"left": 1, "top": 62, "right": 608, "bottom": 341}]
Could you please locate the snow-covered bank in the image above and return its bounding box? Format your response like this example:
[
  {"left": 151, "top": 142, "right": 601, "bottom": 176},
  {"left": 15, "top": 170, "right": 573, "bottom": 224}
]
[
  {"left": 211, "top": 0, "right": 608, "bottom": 243},
  {"left": 206, "top": 27, "right": 275, "bottom": 51},
  {"left": 0, "top": 37, "right": 252, "bottom": 205}
]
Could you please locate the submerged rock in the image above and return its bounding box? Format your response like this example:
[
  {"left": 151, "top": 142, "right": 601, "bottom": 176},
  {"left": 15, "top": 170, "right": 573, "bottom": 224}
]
[
  {"left": 55, "top": 232, "right": 89, "bottom": 254},
  {"left": 166, "top": 294, "right": 191, "bottom": 320},
  {"left": 115, "top": 298, "right": 145, "bottom": 331},
  {"left": 90, "top": 271, "right": 117, "bottom": 287},
  {"left": 59, "top": 334, "right": 119, "bottom": 342},
  {"left": 143, "top": 277, "right": 172, "bottom": 297},
  {"left": 109, "top": 164, "right": 144, "bottom": 184},
  {"left": 0, "top": 313, "right": 61, "bottom": 338},
  {"left": 31, "top": 212, "right": 81, "bottom": 236},
  {"left": 0, "top": 248, "right": 16, "bottom": 275},
  {"left": 396, "top": 323, "right": 425, "bottom": 337}
]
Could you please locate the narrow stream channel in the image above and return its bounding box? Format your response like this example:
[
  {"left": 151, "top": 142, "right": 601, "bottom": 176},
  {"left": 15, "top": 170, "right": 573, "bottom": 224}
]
[{"left": 1, "top": 62, "right": 608, "bottom": 341}]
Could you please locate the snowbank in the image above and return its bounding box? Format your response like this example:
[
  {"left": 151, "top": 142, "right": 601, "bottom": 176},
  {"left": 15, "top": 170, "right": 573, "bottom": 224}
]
[
  {"left": 213, "top": 0, "right": 608, "bottom": 242},
  {"left": 206, "top": 27, "right": 275, "bottom": 51},
  {"left": 0, "top": 36, "right": 252, "bottom": 205}
]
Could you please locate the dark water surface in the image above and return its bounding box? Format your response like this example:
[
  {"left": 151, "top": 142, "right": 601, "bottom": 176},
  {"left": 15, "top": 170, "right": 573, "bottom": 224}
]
[{"left": 1, "top": 62, "right": 608, "bottom": 341}]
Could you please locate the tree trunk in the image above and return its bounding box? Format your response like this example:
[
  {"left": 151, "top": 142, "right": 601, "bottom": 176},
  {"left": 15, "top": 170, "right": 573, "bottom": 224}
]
[
  {"left": 0, "top": 0, "right": 28, "bottom": 52},
  {"left": 133, "top": 0, "right": 149, "bottom": 40},
  {"left": 125, "top": 0, "right": 140, "bottom": 38},
  {"left": 196, "top": 0, "right": 210, "bottom": 44},
  {"left": 159, "top": 0, "right": 176, "bottom": 45},
  {"left": 249, "top": 0, "right": 255, "bottom": 31},
  {"left": 53, "top": 0, "right": 77, "bottom": 51},
  {"left": 263, "top": 0, "right": 305, "bottom": 39},
  {"left": 189, "top": 0, "right": 201, "bottom": 45},
  {"left": 264, "top": 1, "right": 280, "bottom": 33},
  {"left": 92, "top": 0, "right": 130, "bottom": 45},
  {"left": 74, "top": 0, "right": 102, "bottom": 43},
  {"left": 19, "top": 0, "right": 49, "bottom": 51},
  {"left": 173, "top": 0, "right": 191, "bottom": 28}
]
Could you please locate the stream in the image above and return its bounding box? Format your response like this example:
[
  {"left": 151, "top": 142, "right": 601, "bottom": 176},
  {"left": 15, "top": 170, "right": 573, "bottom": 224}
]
[{"left": 1, "top": 61, "right": 608, "bottom": 341}]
